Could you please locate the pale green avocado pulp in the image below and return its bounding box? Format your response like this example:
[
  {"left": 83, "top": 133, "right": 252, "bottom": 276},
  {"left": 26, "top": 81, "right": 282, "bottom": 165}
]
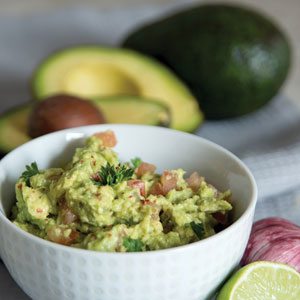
[
  {"left": 11, "top": 133, "right": 232, "bottom": 252},
  {"left": 62, "top": 63, "right": 140, "bottom": 97},
  {"left": 32, "top": 46, "right": 203, "bottom": 132},
  {"left": 0, "top": 104, "right": 31, "bottom": 153}
]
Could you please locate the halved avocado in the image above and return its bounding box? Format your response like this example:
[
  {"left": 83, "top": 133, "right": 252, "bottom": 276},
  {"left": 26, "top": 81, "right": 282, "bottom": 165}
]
[
  {"left": 94, "top": 96, "right": 170, "bottom": 126},
  {"left": 31, "top": 46, "right": 203, "bottom": 132},
  {"left": 0, "top": 104, "right": 31, "bottom": 154},
  {"left": 0, "top": 96, "right": 171, "bottom": 154}
]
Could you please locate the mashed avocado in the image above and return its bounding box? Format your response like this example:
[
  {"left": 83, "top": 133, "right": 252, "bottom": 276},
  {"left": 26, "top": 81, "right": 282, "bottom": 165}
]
[{"left": 11, "top": 130, "right": 232, "bottom": 252}]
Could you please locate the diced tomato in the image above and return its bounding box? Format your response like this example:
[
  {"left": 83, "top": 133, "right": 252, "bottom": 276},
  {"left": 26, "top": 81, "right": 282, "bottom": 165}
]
[
  {"left": 36, "top": 208, "right": 44, "bottom": 214},
  {"left": 149, "top": 182, "right": 164, "bottom": 196},
  {"left": 141, "top": 199, "right": 154, "bottom": 205},
  {"left": 136, "top": 162, "right": 156, "bottom": 177},
  {"left": 93, "top": 130, "right": 117, "bottom": 147},
  {"left": 212, "top": 212, "right": 228, "bottom": 225},
  {"left": 91, "top": 173, "right": 101, "bottom": 181},
  {"left": 127, "top": 179, "right": 146, "bottom": 197},
  {"left": 150, "top": 171, "right": 178, "bottom": 196},
  {"left": 186, "top": 172, "right": 203, "bottom": 192},
  {"left": 47, "top": 225, "right": 79, "bottom": 246},
  {"left": 161, "top": 171, "right": 177, "bottom": 195}
]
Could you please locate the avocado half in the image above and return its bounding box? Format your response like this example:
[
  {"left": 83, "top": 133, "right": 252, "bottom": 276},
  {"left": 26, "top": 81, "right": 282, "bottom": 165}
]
[
  {"left": 123, "top": 4, "right": 291, "bottom": 119},
  {"left": 0, "top": 96, "right": 171, "bottom": 154},
  {"left": 31, "top": 46, "right": 203, "bottom": 132}
]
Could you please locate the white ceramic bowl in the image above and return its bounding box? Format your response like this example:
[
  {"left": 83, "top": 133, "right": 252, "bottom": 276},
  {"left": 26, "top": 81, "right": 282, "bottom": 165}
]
[{"left": 0, "top": 125, "right": 257, "bottom": 300}]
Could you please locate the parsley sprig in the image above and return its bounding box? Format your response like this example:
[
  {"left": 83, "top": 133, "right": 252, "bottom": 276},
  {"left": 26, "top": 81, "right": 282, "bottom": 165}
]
[
  {"left": 92, "top": 162, "right": 134, "bottom": 186},
  {"left": 191, "top": 221, "right": 205, "bottom": 240},
  {"left": 123, "top": 237, "right": 144, "bottom": 252},
  {"left": 131, "top": 157, "right": 142, "bottom": 169},
  {"left": 21, "top": 162, "right": 40, "bottom": 187}
]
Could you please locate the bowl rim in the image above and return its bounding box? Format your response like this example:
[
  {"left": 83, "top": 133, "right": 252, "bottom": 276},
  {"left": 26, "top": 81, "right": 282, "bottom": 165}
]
[{"left": 0, "top": 124, "right": 257, "bottom": 257}]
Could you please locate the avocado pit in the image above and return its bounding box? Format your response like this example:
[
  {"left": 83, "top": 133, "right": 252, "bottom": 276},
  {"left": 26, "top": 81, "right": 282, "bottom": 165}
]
[{"left": 28, "top": 94, "right": 106, "bottom": 138}]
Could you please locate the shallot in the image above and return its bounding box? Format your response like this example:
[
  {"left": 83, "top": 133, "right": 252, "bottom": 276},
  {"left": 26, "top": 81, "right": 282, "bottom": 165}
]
[{"left": 241, "top": 217, "right": 300, "bottom": 272}]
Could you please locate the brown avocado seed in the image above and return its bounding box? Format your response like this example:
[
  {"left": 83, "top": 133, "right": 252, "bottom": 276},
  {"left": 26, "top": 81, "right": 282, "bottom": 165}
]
[{"left": 28, "top": 94, "right": 106, "bottom": 138}]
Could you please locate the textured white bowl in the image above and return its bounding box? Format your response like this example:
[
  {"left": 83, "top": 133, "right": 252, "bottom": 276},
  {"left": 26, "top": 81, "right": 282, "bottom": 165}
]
[{"left": 0, "top": 125, "right": 257, "bottom": 300}]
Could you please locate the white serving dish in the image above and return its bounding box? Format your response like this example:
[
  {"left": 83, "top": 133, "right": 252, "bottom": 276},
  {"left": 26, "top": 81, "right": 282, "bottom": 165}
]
[{"left": 0, "top": 124, "right": 257, "bottom": 300}]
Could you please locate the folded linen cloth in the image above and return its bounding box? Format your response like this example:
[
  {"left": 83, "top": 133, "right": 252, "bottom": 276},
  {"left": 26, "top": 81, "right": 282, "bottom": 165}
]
[{"left": 199, "top": 96, "right": 300, "bottom": 200}]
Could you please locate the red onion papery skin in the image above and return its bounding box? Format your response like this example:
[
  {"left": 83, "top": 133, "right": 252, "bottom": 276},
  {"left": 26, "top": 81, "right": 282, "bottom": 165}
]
[
  {"left": 241, "top": 217, "right": 300, "bottom": 267},
  {"left": 242, "top": 226, "right": 300, "bottom": 265},
  {"left": 286, "top": 251, "right": 300, "bottom": 271},
  {"left": 251, "top": 235, "right": 300, "bottom": 261},
  {"left": 251, "top": 217, "right": 300, "bottom": 234},
  {"left": 255, "top": 238, "right": 300, "bottom": 272}
]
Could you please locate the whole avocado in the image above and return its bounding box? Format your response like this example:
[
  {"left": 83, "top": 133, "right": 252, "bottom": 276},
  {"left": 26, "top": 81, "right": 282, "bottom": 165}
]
[{"left": 123, "top": 4, "right": 291, "bottom": 119}]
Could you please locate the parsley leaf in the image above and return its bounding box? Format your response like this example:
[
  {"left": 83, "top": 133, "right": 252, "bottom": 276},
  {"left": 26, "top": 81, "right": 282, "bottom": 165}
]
[
  {"left": 191, "top": 221, "right": 205, "bottom": 240},
  {"left": 92, "top": 163, "right": 134, "bottom": 186},
  {"left": 21, "top": 162, "right": 40, "bottom": 187},
  {"left": 123, "top": 237, "right": 144, "bottom": 252},
  {"left": 131, "top": 157, "right": 142, "bottom": 169}
]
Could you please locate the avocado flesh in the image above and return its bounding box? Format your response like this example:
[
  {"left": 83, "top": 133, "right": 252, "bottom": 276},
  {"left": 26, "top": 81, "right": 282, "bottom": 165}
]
[
  {"left": 94, "top": 96, "right": 170, "bottom": 126},
  {"left": 32, "top": 46, "right": 203, "bottom": 132},
  {"left": 0, "top": 104, "right": 31, "bottom": 154},
  {"left": 0, "top": 96, "right": 171, "bottom": 154},
  {"left": 63, "top": 64, "right": 140, "bottom": 97},
  {"left": 123, "top": 4, "right": 291, "bottom": 119}
]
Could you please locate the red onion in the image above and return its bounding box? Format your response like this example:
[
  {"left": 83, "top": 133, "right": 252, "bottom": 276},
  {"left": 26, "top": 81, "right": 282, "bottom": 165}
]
[
  {"left": 241, "top": 217, "right": 300, "bottom": 272},
  {"left": 251, "top": 217, "right": 300, "bottom": 233}
]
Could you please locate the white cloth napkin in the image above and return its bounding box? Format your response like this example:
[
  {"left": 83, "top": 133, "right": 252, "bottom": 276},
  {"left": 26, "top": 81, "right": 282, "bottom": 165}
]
[{"left": 198, "top": 96, "right": 300, "bottom": 200}]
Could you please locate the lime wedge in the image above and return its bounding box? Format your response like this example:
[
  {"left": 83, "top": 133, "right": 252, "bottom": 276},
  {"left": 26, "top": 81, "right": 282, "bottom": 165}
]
[{"left": 217, "top": 261, "right": 300, "bottom": 300}]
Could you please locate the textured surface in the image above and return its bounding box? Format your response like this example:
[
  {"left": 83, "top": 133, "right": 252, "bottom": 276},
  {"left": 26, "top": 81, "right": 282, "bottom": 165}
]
[{"left": 0, "top": 218, "right": 251, "bottom": 300}]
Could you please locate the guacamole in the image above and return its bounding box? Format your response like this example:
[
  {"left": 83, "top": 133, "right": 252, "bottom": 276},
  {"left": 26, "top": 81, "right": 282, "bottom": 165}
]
[{"left": 11, "top": 130, "right": 232, "bottom": 252}]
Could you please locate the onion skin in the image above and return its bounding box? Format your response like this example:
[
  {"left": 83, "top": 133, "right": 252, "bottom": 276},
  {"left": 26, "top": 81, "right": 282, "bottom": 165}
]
[
  {"left": 242, "top": 217, "right": 300, "bottom": 272},
  {"left": 251, "top": 217, "right": 300, "bottom": 233},
  {"left": 243, "top": 226, "right": 300, "bottom": 264}
]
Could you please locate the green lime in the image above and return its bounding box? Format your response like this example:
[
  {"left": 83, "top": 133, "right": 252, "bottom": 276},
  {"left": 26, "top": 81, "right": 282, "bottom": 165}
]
[{"left": 217, "top": 261, "right": 300, "bottom": 300}]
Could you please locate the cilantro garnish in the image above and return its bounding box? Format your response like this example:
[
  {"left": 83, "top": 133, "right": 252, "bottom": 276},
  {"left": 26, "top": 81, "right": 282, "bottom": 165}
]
[
  {"left": 191, "top": 221, "right": 205, "bottom": 240},
  {"left": 92, "top": 163, "right": 134, "bottom": 186},
  {"left": 123, "top": 237, "right": 144, "bottom": 252},
  {"left": 21, "top": 162, "right": 40, "bottom": 187},
  {"left": 131, "top": 157, "right": 142, "bottom": 169}
]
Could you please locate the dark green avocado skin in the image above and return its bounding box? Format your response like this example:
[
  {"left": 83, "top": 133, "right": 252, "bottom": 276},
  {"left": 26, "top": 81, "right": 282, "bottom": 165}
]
[{"left": 123, "top": 4, "right": 291, "bottom": 119}]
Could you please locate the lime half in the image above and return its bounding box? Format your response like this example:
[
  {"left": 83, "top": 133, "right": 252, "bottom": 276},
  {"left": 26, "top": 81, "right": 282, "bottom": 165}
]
[{"left": 217, "top": 261, "right": 300, "bottom": 300}]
